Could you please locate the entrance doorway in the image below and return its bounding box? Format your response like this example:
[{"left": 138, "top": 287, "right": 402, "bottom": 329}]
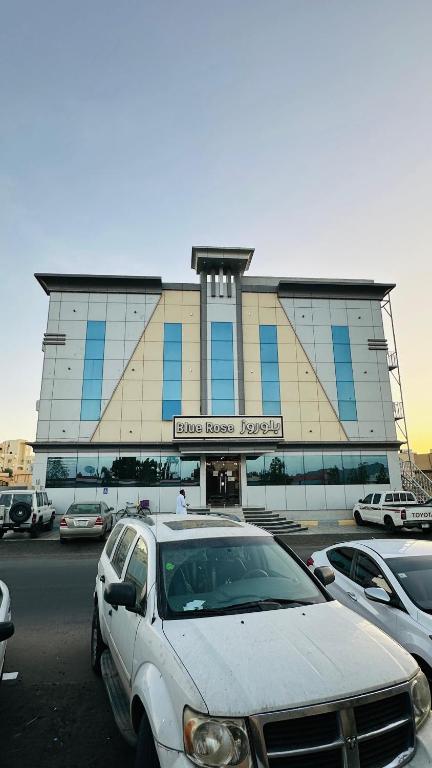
[{"left": 206, "top": 456, "right": 241, "bottom": 507}]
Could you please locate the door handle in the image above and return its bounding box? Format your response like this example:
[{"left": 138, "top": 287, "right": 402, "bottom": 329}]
[
  {"left": 99, "top": 575, "right": 105, "bottom": 583},
  {"left": 347, "top": 592, "right": 358, "bottom": 602}
]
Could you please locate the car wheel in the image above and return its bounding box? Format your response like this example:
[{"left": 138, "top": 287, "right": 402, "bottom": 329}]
[
  {"left": 30, "top": 526, "right": 39, "bottom": 539},
  {"left": 135, "top": 711, "right": 160, "bottom": 768},
  {"left": 0, "top": 530, "right": 4, "bottom": 539},
  {"left": 354, "top": 510, "right": 364, "bottom": 526},
  {"left": 9, "top": 502, "right": 32, "bottom": 524},
  {"left": 91, "top": 605, "right": 106, "bottom": 676},
  {"left": 384, "top": 515, "right": 396, "bottom": 533}
]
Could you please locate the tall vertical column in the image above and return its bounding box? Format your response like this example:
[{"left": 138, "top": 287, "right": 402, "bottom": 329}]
[
  {"left": 235, "top": 276, "right": 245, "bottom": 414},
  {"left": 200, "top": 272, "right": 208, "bottom": 415}
]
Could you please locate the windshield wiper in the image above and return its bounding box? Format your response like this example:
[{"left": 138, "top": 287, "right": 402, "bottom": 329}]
[{"left": 217, "top": 598, "right": 315, "bottom": 613}]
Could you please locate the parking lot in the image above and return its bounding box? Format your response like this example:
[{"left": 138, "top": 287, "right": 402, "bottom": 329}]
[{"left": 0, "top": 523, "right": 429, "bottom": 768}]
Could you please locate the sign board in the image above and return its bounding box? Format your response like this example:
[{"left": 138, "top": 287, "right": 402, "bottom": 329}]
[
  {"left": 174, "top": 415, "right": 283, "bottom": 440},
  {"left": 103, "top": 487, "right": 108, "bottom": 495}
]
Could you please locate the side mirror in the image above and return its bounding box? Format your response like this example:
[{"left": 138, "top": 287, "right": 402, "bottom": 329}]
[
  {"left": 314, "top": 566, "right": 335, "bottom": 586},
  {"left": 364, "top": 587, "right": 391, "bottom": 605},
  {"left": 104, "top": 582, "right": 136, "bottom": 609},
  {"left": 48, "top": 500, "right": 52, "bottom": 505},
  {"left": 0, "top": 621, "right": 14, "bottom": 642}
]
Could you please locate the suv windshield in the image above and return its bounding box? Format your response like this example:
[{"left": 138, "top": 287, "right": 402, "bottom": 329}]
[
  {"left": 0, "top": 493, "right": 32, "bottom": 507},
  {"left": 67, "top": 503, "right": 101, "bottom": 516},
  {"left": 159, "top": 536, "right": 326, "bottom": 618},
  {"left": 387, "top": 556, "right": 432, "bottom": 613}
]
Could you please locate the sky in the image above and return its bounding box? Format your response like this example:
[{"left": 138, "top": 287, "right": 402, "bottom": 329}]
[{"left": 0, "top": 0, "right": 431, "bottom": 452}]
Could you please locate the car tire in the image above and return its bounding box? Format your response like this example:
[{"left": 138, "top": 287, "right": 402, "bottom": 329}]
[
  {"left": 91, "top": 605, "right": 106, "bottom": 676},
  {"left": 0, "top": 530, "right": 4, "bottom": 539},
  {"left": 354, "top": 510, "right": 364, "bottom": 526},
  {"left": 135, "top": 711, "right": 160, "bottom": 768},
  {"left": 9, "top": 502, "right": 32, "bottom": 525},
  {"left": 384, "top": 515, "right": 396, "bottom": 533},
  {"left": 45, "top": 517, "right": 54, "bottom": 531},
  {"left": 30, "top": 526, "right": 39, "bottom": 539}
]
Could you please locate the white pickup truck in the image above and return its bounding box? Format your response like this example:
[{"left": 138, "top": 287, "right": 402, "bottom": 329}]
[
  {"left": 353, "top": 491, "right": 432, "bottom": 532},
  {"left": 92, "top": 513, "right": 432, "bottom": 768}
]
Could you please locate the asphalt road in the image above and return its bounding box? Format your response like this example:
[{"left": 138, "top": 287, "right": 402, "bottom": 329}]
[{"left": 0, "top": 527, "right": 428, "bottom": 768}]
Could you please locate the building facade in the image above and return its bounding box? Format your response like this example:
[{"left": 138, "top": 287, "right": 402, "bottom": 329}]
[
  {"left": 0, "top": 439, "right": 34, "bottom": 486},
  {"left": 32, "top": 247, "right": 401, "bottom": 518}
]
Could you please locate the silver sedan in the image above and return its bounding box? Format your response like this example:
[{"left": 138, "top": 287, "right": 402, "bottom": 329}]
[{"left": 59, "top": 502, "right": 114, "bottom": 542}]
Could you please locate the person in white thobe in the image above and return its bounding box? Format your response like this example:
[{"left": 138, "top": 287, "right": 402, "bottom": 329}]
[{"left": 176, "top": 489, "right": 188, "bottom": 515}]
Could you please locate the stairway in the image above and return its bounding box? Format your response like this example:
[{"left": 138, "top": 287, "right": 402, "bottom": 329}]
[
  {"left": 400, "top": 458, "right": 432, "bottom": 503},
  {"left": 242, "top": 507, "right": 305, "bottom": 534}
]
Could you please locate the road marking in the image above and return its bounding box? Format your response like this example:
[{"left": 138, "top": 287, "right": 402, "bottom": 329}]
[
  {"left": 3, "top": 672, "right": 18, "bottom": 681},
  {"left": 338, "top": 519, "right": 356, "bottom": 526},
  {"left": 300, "top": 520, "right": 319, "bottom": 526}
]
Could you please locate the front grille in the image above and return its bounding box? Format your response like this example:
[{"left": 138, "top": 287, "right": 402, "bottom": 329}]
[{"left": 253, "top": 685, "right": 415, "bottom": 768}]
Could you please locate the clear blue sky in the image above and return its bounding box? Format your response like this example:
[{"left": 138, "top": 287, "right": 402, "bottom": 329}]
[{"left": 1, "top": 1, "right": 431, "bottom": 450}]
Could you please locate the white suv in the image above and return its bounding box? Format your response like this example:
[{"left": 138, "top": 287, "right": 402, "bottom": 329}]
[
  {"left": 92, "top": 514, "right": 432, "bottom": 768},
  {"left": 0, "top": 489, "right": 56, "bottom": 538}
]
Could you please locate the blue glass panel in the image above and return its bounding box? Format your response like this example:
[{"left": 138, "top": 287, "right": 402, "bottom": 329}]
[
  {"left": 86, "top": 321, "right": 106, "bottom": 341},
  {"left": 211, "top": 322, "right": 233, "bottom": 341},
  {"left": 211, "top": 340, "right": 234, "bottom": 360},
  {"left": 260, "top": 343, "right": 278, "bottom": 363},
  {"left": 339, "top": 400, "right": 358, "bottom": 421},
  {"left": 259, "top": 325, "right": 277, "bottom": 344},
  {"left": 80, "top": 399, "right": 101, "bottom": 420},
  {"left": 162, "top": 380, "right": 182, "bottom": 400},
  {"left": 263, "top": 401, "right": 281, "bottom": 416},
  {"left": 164, "top": 323, "right": 182, "bottom": 342},
  {"left": 212, "top": 399, "right": 235, "bottom": 415},
  {"left": 84, "top": 359, "right": 104, "bottom": 379},
  {"left": 211, "top": 359, "right": 234, "bottom": 379},
  {"left": 336, "top": 380, "right": 356, "bottom": 401},
  {"left": 163, "top": 341, "right": 182, "bottom": 361},
  {"left": 333, "top": 344, "right": 352, "bottom": 363},
  {"left": 163, "top": 360, "right": 182, "bottom": 380},
  {"left": 212, "top": 379, "right": 235, "bottom": 399},
  {"left": 162, "top": 400, "right": 181, "bottom": 420},
  {"left": 331, "top": 326, "right": 350, "bottom": 344},
  {"left": 261, "top": 362, "right": 279, "bottom": 382},
  {"left": 334, "top": 362, "right": 354, "bottom": 381},
  {"left": 82, "top": 378, "right": 102, "bottom": 399},
  {"left": 262, "top": 381, "right": 281, "bottom": 401},
  {"left": 303, "top": 454, "right": 325, "bottom": 484},
  {"left": 85, "top": 339, "right": 105, "bottom": 359}
]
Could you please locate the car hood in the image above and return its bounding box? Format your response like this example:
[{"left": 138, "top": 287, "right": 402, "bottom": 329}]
[{"left": 163, "top": 601, "right": 417, "bottom": 716}]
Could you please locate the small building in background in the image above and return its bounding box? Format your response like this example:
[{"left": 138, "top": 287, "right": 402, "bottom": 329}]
[{"left": 0, "top": 439, "right": 34, "bottom": 487}]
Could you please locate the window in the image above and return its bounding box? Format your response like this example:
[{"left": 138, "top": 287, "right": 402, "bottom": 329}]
[
  {"left": 385, "top": 493, "right": 393, "bottom": 502},
  {"left": 43, "top": 493, "right": 49, "bottom": 505},
  {"left": 211, "top": 322, "right": 234, "bottom": 415},
  {"left": 303, "top": 454, "right": 325, "bottom": 484},
  {"left": 180, "top": 457, "right": 200, "bottom": 485},
  {"left": 76, "top": 455, "right": 99, "bottom": 485},
  {"left": 331, "top": 326, "right": 357, "bottom": 422},
  {"left": 362, "top": 494, "right": 373, "bottom": 503},
  {"left": 36, "top": 492, "right": 43, "bottom": 507},
  {"left": 353, "top": 554, "right": 392, "bottom": 594},
  {"left": 322, "top": 454, "right": 344, "bottom": 485},
  {"left": 328, "top": 548, "right": 355, "bottom": 579},
  {"left": 124, "top": 538, "right": 148, "bottom": 613},
  {"left": 105, "top": 524, "right": 124, "bottom": 559},
  {"left": 162, "top": 324, "right": 182, "bottom": 420},
  {"left": 259, "top": 325, "right": 281, "bottom": 415},
  {"left": 46, "top": 457, "right": 77, "bottom": 487},
  {"left": 81, "top": 321, "right": 106, "bottom": 421},
  {"left": 112, "top": 527, "right": 136, "bottom": 577},
  {"left": 372, "top": 493, "right": 381, "bottom": 504},
  {"left": 407, "top": 493, "right": 416, "bottom": 502}
]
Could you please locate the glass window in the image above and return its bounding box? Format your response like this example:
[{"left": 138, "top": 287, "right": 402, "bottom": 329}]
[
  {"left": 400, "top": 493, "right": 407, "bottom": 502},
  {"left": 303, "top": 454, "right": 325, "bottom": 484},
  {"left": 81, "top": 399, "right": 101, "bottom": 420},
  {"left": 162, "top": 399, "right": 181, "bottom": 420},
  {"left": 124, "top": 538, "right": 148, "bottom": 613},
  {"left": 180, "top": 457, "right": 200, "bottom": 485},
  {"left": 387, "top": 556, "right": 432, "bottom": 612},
  {"left": 331, "top": 326, "right": 350, "bottom": 344},
  {"left": 372, "top": 493, "right": 381, "bottom": 504},
  {"left": 264, "top": 454, "right": 288, "bottom": 485},
  {"left": 163, "top": 360, "right": 182, "bottom": 380},
  {"left": 333, "top": 344, "right": 352, "bottom": 363},
  {"left": 211, "top": 359, "right": 234, "bottom": 379},
  {"left": 353, "top": 554, "right": 392, "bottom": 593},
  {"left": 164, "top": 323, "right": 182, "bottom": 342},
  {"left": 362, "top": 494, "right": 373, "bottom": 503},
  {"left": 135, "top": 457, "right": 160, "bottom": 486},
  {"left": 212, "top": 399, "right": 235, "bottom": 415},
  {"left": 211, "top": 340, "right": 233, "bottom": 361},
  {"left": 110, "top": 456, "right": 137, "bottom": 484},
  {"left": 0, "top": 492, "right": 33, "bottom": 507},
  {"left": 334, "top": 362, "right": 354, "bottom": 381},
  {"left": 162, "top": 380, "right": 181, "bottom": 400},
  {"left": 163, "top": 341, "right": 182, "bottom": 361},
  {"left": 46, "top": 456, "right": 77, "bottom": 487},
  {"left": 284, "top": 454, "right": 305, "bottom": 484},
  {"left": 82, "top": 379, "right": 102, "bottom": 399},
  {"left": 261, "top": 362, "right": 280, "bottom": 382},
  {"left": 159, "top": 456, "right": 181, "bottom": 485},
  {"left": 259, "top": 325, "right": 277, "bottom": 344},
  {"left": 263, "top": 401, "right": 282, "bottom": 416},
  {"left": 407, "top": 494, "right": 416, "bottom": 502},
  {"left": 342, "top": 455, "right": 364, "bottom": 484},
  {"left": 87, "top": 321, "right": 106, "bottom": 340},
  {"left": 212, "top": 379, "right": 235, "bottom": 399},
  {"left": 262, "top": 381, "right": 281, "bottom": 401},
  {"left": 246, "top": 455, "right": 266, "bottom": 485},
  {"left": 43, "top": 493, "right": 49, "bottom": 505},
  {"left": 66, "top": 503, "right": 101, "bottom": 516},
  {"left": 98, "top": 455, "right": 119, "bottom": 485},
  {"left": 84, "top": 359, "right": 103, "bottom": 379},
  {"left": 112, "top": 527, "right": 136, "bottom": 577},
  {"left": 36, "top": 492, "right": 43, "bottom": 507},
  {"left": 336, "top": 380, "right": 356, "bottom": 401},
  {"left": 76, "top": 455, "right": 100, "bottom": 486},
  {"left": 361, "top": 456, "right": 390, "bottom": 483},
  {"left": 211, "top": 322, "right": 233, "bottom": 341},
  {"left": 339, "top": 401, "right": 357, "bottom": 421},
  {"left": 84, "top": 339, "right": 105, "bottom": 359},
  {"left": 260, "top": 343, "right": 278, "bottom": 363},
  {"left": 322, "top": 454, "right": 344, "bottom": 485},
  {"left": 328, "top": 547, "right": 355, "bottom": 578},
  {"left": 385, "top": 493, "right": 393, "bottom": 502},
  {"left": 105, "top": 524, "right": 124, "bottom": 559}
]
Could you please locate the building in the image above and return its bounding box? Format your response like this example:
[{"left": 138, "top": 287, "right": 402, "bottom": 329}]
[
  {"left": 0, "top": 439, "right": 34, "bottom": 486},
  {"left": 31, "top": 247, "right": 402, "bottom": 518}
]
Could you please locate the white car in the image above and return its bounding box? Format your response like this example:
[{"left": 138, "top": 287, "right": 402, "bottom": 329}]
[
  {"left": 0, "top": 489, "right": 56, "bottom": 538},
  {"left": 0, "top": 579, "right": 14, "bottom": 681},
  {"left": 308, "top": 539, "right": 432, "bottom": 683},
  {"left": 353, "top": 491, "right": 432, "bottom": 531},
  {"left": 92, "top": 514, "right": 432, "bottom": 768}
]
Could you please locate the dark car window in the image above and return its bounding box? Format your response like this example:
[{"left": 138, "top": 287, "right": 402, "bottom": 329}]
[
  {"left": 105, "top": 524, "right": 123, "bottom": 559},
  {"left": 407, "top": 494, "right": 416, "bottom": 502},
  {"left": 124, "top": 538, "right": 148, "bottom": 613},
  {"left": 362, "top": 494, "right": 373, "bottom": 504},
  {"left": 36, "top": 492, "right": 42, "bottom": 508},
  {"left": 372, "top": 493, "right": 381, "bottom": 504},
  {"left": 0, "top": 493, "right": 33, "bottom": 507},
  {"left": 385, "top": 494, "right": 393, "bottom": 502},
  {"left": 67, "top": 503, "right": 101, "bottom": 516},
  {"left": 43, "top": 493, "right": 49, "bottom": 505},
  {"left": 112, "top": 527, "right": 136, "bottom": 577},
  {"left": 387, "top": 556, "right": 432, "bottom": 613},
  {"left": 328, "top": 547, "right": 355, "bottom": 578},
  {"left": 353, "top": 553, "right": 392, "bottom": 594},
  {"left": 393, "top": 493, "right": 400, "bottom": 502}
]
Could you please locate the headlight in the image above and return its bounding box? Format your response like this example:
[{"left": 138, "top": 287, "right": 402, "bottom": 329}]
[
  {"left": 183, "top": 707, "right": 251, "bottom": 768},
  {"left": 411, "top": 670, "right": 431, "bottom": 731}
]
